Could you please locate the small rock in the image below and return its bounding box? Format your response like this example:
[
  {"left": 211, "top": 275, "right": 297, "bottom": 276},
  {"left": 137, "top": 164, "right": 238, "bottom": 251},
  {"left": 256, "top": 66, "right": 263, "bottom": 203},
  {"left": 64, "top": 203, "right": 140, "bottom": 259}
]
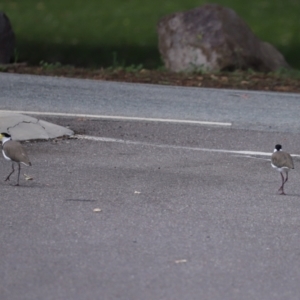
[
  {"left": 174, "top": 259, "right": 187, "bottom": 264},
  {"left": 23, "top": 174, "right": 33, "bottom": 181},
  {"left": 93, "top": 208, "right": 102, "bottom": 212}
]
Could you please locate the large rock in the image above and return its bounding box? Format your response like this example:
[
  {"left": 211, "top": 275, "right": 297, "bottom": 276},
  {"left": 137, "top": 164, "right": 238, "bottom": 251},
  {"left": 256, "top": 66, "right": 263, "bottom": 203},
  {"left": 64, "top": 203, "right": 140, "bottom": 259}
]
[
  {"left": 157, "top": 4, "right": 290, "bottom": 72},
  {"left": 0, "top": 12, "right": 15, "bottom": 64}
]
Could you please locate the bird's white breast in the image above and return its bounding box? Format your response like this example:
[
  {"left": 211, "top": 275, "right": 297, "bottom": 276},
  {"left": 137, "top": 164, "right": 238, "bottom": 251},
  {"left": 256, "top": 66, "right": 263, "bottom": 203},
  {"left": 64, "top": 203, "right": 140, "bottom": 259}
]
[{"left": 2, "top": 149, "right": 11, "bottom": 161}]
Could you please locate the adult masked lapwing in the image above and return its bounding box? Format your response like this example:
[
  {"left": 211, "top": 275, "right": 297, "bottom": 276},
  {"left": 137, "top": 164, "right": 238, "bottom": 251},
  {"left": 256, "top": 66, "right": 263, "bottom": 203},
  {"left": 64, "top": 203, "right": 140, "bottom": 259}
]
[
  {"left": 271, "top": 144, "right": 294, "bottom": 195},
  {"left": 0, "top": 132, "right": 32, "bottom": 186}
]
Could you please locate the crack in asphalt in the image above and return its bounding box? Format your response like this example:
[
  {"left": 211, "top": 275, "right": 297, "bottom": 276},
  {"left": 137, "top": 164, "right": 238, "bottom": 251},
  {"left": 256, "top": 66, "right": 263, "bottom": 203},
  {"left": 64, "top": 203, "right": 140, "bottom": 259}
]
[{"left": 7, "top": 119, "right": 47, "bottom": 134}]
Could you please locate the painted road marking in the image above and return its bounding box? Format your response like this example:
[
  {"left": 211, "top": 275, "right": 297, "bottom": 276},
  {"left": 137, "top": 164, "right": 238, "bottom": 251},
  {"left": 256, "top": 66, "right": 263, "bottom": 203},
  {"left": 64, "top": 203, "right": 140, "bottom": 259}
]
[{"left": 75, "top": 135, "right": 300, "bottom": 158}]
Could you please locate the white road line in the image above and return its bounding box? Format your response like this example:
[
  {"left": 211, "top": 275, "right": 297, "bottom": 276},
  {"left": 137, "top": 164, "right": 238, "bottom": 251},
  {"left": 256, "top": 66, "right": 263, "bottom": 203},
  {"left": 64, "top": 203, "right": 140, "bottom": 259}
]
[
  {"left": 0, "top": 110, "right": 231, "bottom": 127},
  {"left": 75, "top": 135, "right": 300, "bottom": 158}
]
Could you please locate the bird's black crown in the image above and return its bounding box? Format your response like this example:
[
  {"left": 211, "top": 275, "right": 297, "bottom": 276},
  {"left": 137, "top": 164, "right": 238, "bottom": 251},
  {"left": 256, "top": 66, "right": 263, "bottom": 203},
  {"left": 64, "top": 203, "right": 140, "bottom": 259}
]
[
  {"left": 0, "top": 132, "right": 11, "bottom": 137},
  {"left": 275, "top": 144, "right": 282, "bottom": 151}
]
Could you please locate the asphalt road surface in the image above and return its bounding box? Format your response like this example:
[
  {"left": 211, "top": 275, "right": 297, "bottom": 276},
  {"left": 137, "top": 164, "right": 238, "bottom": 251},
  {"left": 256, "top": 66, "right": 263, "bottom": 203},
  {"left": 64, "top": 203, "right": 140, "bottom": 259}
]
[
  {"left": 1, "top": 72, "right": 300, "bottom": 132},
  {"left": 1, "top": 74, "right": 300, "bottom": 300}
]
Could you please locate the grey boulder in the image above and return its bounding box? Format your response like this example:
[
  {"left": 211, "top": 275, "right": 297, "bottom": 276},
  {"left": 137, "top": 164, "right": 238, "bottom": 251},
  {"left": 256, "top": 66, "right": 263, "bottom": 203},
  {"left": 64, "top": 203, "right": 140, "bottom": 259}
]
[{"left": 157, "top": 4, "right": 290, "bottom": 72}]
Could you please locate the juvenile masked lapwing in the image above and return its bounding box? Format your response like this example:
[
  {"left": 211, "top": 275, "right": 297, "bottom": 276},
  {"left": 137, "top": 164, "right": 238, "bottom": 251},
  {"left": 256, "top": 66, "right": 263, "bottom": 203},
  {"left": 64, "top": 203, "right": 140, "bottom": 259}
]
[
  {"left": 0, "top": 132, "right": 32, "bottom": 186},
  {"left": 271, "top": 144, "right": 294, "bottom": 195}
]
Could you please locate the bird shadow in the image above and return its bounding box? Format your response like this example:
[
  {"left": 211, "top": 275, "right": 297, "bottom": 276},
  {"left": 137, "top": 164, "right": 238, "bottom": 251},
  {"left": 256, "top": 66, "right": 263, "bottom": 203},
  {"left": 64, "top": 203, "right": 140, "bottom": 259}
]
[
  {"left": 0, "top": 181, "right": 54, "bottom": 188},
  {"left": 65, "top": 199, "right": 97, "bottom": 202},
  {"left": 271, "top": 192, "right": 300, "bottom": 198}
]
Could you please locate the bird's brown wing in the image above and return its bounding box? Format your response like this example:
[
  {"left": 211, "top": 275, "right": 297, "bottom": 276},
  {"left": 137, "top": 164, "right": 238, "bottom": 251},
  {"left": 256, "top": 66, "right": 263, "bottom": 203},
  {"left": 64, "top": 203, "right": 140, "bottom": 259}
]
[
  {"left": 3, "top": 141, "right": 31, "bottom": 166},
  {"left": 272, "top": 151, "right": 294, "bottom": 169}
]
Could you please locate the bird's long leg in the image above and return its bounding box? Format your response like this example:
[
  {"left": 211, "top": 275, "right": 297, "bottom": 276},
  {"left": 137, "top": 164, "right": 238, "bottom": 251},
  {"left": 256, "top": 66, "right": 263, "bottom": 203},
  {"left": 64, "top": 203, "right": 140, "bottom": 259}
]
[
  {"left": 284, "top": 172, "right": 289, "bottom": 183},
  {"left": 5, "top": 163, "right": 15, "bottom": 181},
  {"left": 15, "top": 163, "right": 21, "bottom": 186},
  {"left": 278, "top": 172, "right": 286, "bottom": 195},
  {"left": 278, "top": 173, "right": 284, "bottom": 191}
]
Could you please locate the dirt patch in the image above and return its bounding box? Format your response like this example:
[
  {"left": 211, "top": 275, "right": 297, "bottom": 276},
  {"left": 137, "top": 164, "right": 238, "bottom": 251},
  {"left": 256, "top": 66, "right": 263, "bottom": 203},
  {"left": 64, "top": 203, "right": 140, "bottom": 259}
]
[{"left": 1, "top": 63, "right": 300, "bottom": 93}]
